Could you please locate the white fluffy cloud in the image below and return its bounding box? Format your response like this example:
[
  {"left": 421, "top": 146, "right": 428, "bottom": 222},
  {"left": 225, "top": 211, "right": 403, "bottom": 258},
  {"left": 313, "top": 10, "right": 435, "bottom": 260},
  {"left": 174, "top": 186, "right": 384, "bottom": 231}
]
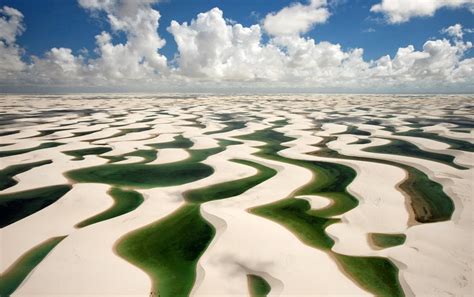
[
  {"left": 371, "top": 0, "right": 474, "bottom": 23},
  {"left": 20, "top": 0, "right": 169, "bottom": 86},
  {"left": 168, "top": 8, "right": 285, "bottom": 81},
  {"left": 263, "top": 0, "right": 330, "bottom": 36},
  {"left": 167, "top": 6, "right": 473, "bottom": 89},
  {"left": 0, "top": 6, "right": 26, "bottom": 81},
  {"left": 167, "top": 8, "right": 368, "bottom": 85},
  {"left": 372, "top": 39, "right": 473, "bottom": 85},
  {"left": 78, "top": 0, "right": 168, "bottom": 80},
  {"left": 441, "top": 24, "right": 464, "bottom": 40},
  {"left": 0, "top": 2, "right": 473, "bottom": 92},
  {"left": 0, "top": 6, "right": 24, "bottom": 44}
]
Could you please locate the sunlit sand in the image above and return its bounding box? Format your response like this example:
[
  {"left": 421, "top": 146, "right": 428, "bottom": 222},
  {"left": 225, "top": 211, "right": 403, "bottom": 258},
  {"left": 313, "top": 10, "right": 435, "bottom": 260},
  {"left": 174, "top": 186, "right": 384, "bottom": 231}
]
[{"left": 0, "top": 94, "right": 472, "bottom": 297}]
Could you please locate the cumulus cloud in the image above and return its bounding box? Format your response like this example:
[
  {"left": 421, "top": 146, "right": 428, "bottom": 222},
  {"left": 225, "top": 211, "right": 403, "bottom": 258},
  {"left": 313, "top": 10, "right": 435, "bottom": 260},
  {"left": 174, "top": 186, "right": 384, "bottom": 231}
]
[
  {"left": 20, "top": 0, "right": 169, "bottom": 87},
  {"left": 168, "top": 8, "right": 285, "bottom": 81},
  {"left": 0, "top": 6, "right": 24, "bottom": 44},
  {"left": 263, "top": 0, "right": 330, "bottom": 36},
  {"left": 26, "top": 48, "right": 86, "bottom": 86},
  {"left": 371, "top": 0, "right": 474, "bottom": 24},
  {"left": 167, "top": 7, "right": 368, "bottom": 85},
  {"left": 372, "top": 39, "right": 473, "bottom": 85},
  {"left": 441, "top": 23, "right": 466, "bottom": 40},
  {"left": 0, "top": 6, "right": 26, "bottom": 81},
  {"left": 0, "top": 2, "right": 473, "bottom": 92},
  {"left": 167, "top": 7, "right": 473, "bottom": 90},
  {"left": 269, "top": 35, "right": 368, "bottom": 85},
  {"left": 78, "top": 0, "right": 168, "bottom": 80}
]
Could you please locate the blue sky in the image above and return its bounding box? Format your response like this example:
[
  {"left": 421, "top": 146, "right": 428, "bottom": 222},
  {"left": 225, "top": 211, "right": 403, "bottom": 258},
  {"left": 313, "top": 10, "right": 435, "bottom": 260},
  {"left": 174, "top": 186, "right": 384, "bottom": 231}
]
[
  {"left": 0, "top": 0, "right": 473, "bottom": 92},
  {"left": 4, "top": 0, "right": 473, "bottom": 62}
]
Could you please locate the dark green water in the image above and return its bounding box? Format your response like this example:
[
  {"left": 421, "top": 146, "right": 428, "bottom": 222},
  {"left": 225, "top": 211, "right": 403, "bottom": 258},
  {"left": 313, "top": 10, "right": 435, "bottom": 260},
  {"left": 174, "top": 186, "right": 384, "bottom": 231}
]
[
  {"left": 311, "top": 143, "right": 454, "bottom": 223},
  {"left": 115, "top": 156, "right": 277, "bottom": 297},
  {"left": 102, "top": 149, "right": 158, "bottom": 164},
  {"left": 67, "top": 129, "right": 103, "bottom": 138},
  {"left": 147, "top": 135, "right": 193, "bottom": 149},
  {"left": 65, "top": 138, "right": 224, "bottom": 189},
  {"left": 0, "top": 130, "right": 19, "bottom": 137},
  {"left": 237, "top": 127, "right": 404, "bottom": 297},
  {"left": 0, "top": 160, "right": 52, "bottom": 190},
  {"left": 22, "top": 128, "right": 72, "bottom": 139},
  {"left": 336, "top": 126, "right": 371, "bottom": 136},
  {"left": 116, "top": 204, "right": 215, "bottom": 297},
  {"left": 204, "top": 121, "right": 247, "bottom": 135},
  {"left": 365, "top": 139, "right": 468, "bottom": 170},
  {"left": 395, "top": 129, "right": 474, "bottom": 152},
  {"left": 247, "top": 274, "right": 271, "bottom": 297},
  {"left": 0, "top": 185, "right": 72, "bottom": 228},
  {"left": 184, "top": 159, "right": 277, "bottom": 203},
  {"left": 66, "top": 162, "right": 213, "bottom": 189},
  {"left": 351, "top": 138, "right": 371, "bottom": 145},
  {"left": 63, "top": 147, "right": 112, "bottom": 160},
  {"left": 370, "top": 233, "right": 406, "bottom": 249},
  {"left": 85, "top": 127, "right": 152, "bottom": 142},
  {"left": 116, "top": 154, "right": 278, "bottom": 296},
  {"left": 76, "top": 187, "right": 144, "bottom": 228},
  {"left": 0, "top": 236, "right": 67, "bottom": 296},
  {"left": 0, "top": 142, "right": 63, "bottom": 158}
]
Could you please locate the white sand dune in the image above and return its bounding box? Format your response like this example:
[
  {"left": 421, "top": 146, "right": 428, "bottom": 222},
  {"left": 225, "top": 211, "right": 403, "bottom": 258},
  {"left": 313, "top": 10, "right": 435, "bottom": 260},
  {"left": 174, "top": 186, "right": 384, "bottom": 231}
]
[
  {"left": 324, "top": 129, "right": 473, "bottom": 296},
  {"left": 149, "top": 148, "right": 189, "bottom": 165},
  {"left": 1, "top": 144, "right": 108, "bottom": 194},
  {"left": 371, "top": 129, "right": 473, "bottom": 169},
  {"left": 424, "top": 125, "right": 474, "bottom": 142},
  {"left": 1, "top": 184, "right": 113, "bottom": 271},
  {"left": 0, "top": 94, "right": 472, "bottom": 297},
  {"left": 9, "top": 126, "right": 262, "bottom": 296},
  {"left": 12, "top": 189, "right": 179, "bottom": 297}
]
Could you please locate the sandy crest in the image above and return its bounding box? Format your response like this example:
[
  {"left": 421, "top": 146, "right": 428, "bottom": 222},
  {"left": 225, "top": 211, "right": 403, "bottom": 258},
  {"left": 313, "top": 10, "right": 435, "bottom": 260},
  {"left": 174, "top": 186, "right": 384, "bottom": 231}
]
[
  {"left": 10, "top": 127, "right": 259, "bottom": 296},
  {"left": 1, "top": 184, "right": 113, "bottom": 271},
  {"left": 193, "top": 134, "right": 371, "bottom": 296},
  {"left": 0, "top": 144, "right": 107, "bottom": 194},
  {"left": 325, "top": 130, "right": 473, "bottom": 297},
  {"left": 369, "top": 128, "right": 473, "bottom": 169}
]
